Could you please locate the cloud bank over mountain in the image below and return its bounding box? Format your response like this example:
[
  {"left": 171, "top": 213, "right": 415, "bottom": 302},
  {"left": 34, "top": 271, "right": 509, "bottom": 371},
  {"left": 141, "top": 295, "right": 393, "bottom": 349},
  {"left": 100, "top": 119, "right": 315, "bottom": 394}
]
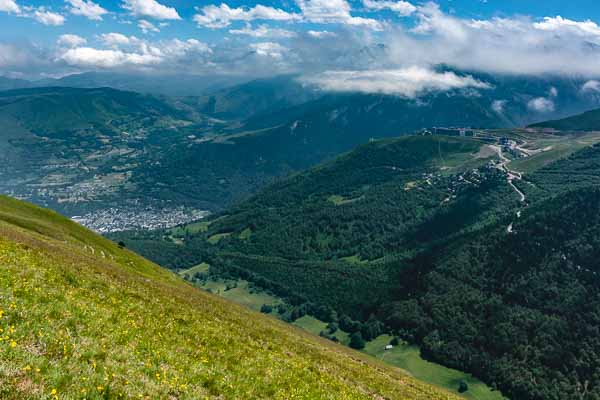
[
  {"left": 301, "top": 67, "right": 491, "bottom": 97},
  {"left": 1, "top": 0, "right": 600, "bottom": 95}
]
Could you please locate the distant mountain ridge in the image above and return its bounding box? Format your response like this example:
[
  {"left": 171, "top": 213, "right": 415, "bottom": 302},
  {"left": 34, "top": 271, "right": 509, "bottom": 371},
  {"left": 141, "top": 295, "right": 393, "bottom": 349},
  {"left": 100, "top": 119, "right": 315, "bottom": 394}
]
[
  {"left": 188, "top": 75, "right": 320, "bottom": 120},
  {"left": 530, "top": 107, "right": 600, "bottom": 131},
  {"left": 2, "top": 73, "right": 600, "bottom": 226},
  {"left": 0, "top": 76, "right": 34, "bottom": 91},
  {"left": 2, "top": 71, "right": 599, "bottom": 126},
  {"left": 1, "top": 72, "right": 247, "bottom": 96}
]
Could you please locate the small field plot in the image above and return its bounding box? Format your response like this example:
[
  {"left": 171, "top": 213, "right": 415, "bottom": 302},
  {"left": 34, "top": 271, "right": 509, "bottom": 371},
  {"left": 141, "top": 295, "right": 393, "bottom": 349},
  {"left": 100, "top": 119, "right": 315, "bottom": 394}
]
[
  {"left": 178, "top": 262, "right": 210, "bottom": 279},
  {"left": 207, "top": 232, "right": 232, "bottom": 244},
  {"left": 364, "top": 335, "right": 505, "bottom": 400},
  {"left": 293, "top": 315, "right": 350, "bottom": 346},
  {"left": 197, "top": 279, "right": 282, "bottom": 312}
]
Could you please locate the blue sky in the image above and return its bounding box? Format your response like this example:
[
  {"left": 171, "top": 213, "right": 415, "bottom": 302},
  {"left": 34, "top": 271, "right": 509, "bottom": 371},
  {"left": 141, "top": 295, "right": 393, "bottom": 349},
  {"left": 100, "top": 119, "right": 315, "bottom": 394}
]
[
  {"left": 1, "top": 0, "right": 600, "bottom": 86},
  {"left": 438, "top": 0, "right": 600, "bottom": 21},
  {"left": 3, "top": 1, "right": 600, "bottom": 40}
]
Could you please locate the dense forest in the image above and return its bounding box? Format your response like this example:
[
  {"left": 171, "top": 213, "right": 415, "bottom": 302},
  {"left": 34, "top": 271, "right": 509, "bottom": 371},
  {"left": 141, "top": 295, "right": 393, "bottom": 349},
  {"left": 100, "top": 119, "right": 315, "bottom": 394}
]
[
  {"left": 386, "top": 186, "right": 600, "bottom": 399},
  {"left": 115, "top": 136, "right": 600, "bottom": 399}
]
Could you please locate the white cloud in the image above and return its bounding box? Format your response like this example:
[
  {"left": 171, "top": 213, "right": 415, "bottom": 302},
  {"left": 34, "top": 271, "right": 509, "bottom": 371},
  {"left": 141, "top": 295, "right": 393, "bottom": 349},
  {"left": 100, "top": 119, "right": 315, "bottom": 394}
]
[
  {"left": 0, "top": 43, "right": 34, "bottom": 67},
  {"left": 229, "top": 24, "right": 296, "bottom": 38},
  {"left": 57, "top": 34, "right": 87, "bottom": 48},
  {"left": 411, "top": 2, "right": 467, "bottom": 41},
  {"left": 301, "top": 67, "right": 491, "bottom": 97},
  {"left": 59, "top": 35, "right": 211, "bottom": 71},
  {"left": 0, "top": 0, "right": 20, "bottom": 13},
  {"left": 61, "top": 47, "right": 162, "bottom": 68},
  {"left": 66, "top": 0, "right": 108, "bottom": 21},
  {"left": 384, "top": 3, "right": 600, "bottom": 77},
  {"left": 97, "top": 34, "right": 211, "bottom": 56},
  {"left": 492, "top": 100, "right": 507, "bottom": 114},
  {"left": 194, "top": 0, "right": 381, "bottom": 30},
  {"left": 33, "top": 8, "right": 66, "bottom": 25},
  {"left": 582, "top": 80, "right": 600, "bottom": 93},
  {"left": 9, "top": 0, "right": 600, "bottom": 81},
  {"left": 100, "top": 32, "right": 135, "bottom": 47},
  {"left": 160, "top": 38, "right": 212, "bottom": 57},
  {"left": 528, "top": 97, "right": 555, "bottom": 113},
  {"left": 362, "top": 0, "right": 415, "bottom": 16},
  {"left": 194, "top": 3, "right": 300, "bottom": 29},
  {"left": 533, "top": 16, "right": 600, "bottom": 41},
  {"left": 297, "top": 0, "right": 382, "bottom": 30},
  {"left": 139, "top": 19, "right": 159, "bottom": 33},
  {"left": 250, "top": 42, "right": 288, "bottom": 58},
  {"left": 122, "top": 0, "right": 180, "bottom": 20},
  {"left": 307, "top": 30, "right": 336, "bottom": 38}
]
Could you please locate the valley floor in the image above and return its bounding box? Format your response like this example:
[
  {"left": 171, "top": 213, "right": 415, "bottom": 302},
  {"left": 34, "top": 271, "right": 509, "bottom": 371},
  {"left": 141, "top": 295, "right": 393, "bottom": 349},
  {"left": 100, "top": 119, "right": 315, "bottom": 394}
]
[{"left": 184, "top": 269, "right": 506, "bottom": 400}]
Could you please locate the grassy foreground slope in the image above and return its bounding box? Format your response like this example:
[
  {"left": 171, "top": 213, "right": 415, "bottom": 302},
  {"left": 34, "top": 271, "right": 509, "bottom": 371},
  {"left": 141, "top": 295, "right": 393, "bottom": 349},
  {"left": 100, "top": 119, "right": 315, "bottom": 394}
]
[{"left": 0, "top": 196, "right": 458, "bottom": 400}]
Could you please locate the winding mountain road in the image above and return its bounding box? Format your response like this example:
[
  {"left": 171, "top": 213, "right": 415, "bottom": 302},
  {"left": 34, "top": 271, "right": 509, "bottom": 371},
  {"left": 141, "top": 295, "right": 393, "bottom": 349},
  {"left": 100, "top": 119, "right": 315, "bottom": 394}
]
[
  {"left": 489, "top": 144, "right": 527, "bottom": 233},
  {"left": 490, "top": 144, "right": 526, "bottom": 203}
]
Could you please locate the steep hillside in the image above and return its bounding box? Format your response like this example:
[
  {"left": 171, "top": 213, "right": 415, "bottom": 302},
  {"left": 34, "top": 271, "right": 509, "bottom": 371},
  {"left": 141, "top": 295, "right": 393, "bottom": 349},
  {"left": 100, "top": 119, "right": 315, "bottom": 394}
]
[
  {"left": 0, "top": 195, "right": 458, "bottom": 399},
  {"left": 117, "top": 135, "right": 516, "bottom": 315},
  {"left": 530, "top": 107, "right": 600, "bottom": 131}
]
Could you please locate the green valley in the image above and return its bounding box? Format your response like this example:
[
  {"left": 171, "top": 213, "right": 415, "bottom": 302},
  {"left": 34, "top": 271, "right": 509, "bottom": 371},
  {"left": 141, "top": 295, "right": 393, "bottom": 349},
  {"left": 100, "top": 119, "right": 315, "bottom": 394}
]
[
  {"left": 0, "top": 195, "right": 461, "bottom": 399},
  {"left": 183, "top": 268, "right": 505, "bottom": 399},
  {"left": 121, "top": 128, "right": 600, "bottom": 400}
]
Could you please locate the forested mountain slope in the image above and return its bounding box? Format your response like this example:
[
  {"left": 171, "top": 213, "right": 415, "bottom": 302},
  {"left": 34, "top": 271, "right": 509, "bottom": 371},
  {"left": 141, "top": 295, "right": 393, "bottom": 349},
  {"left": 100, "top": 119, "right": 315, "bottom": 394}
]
[
  {"left": 119, "top": 134, "right": 600, "bottom": 400},
  {"left": 241, "top": 91, "right": 508, "bottom": 140},
  {"left": 384, "top": 185, "right": 600, "bottom": 400},
  {"left": 0, "top": 195, "right": 459, "bottom": 399}
]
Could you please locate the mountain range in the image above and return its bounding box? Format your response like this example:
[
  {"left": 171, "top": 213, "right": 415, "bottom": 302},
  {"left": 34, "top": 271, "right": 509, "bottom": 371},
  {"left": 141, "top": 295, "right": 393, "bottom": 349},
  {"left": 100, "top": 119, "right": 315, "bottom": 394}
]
[
  {"left": 0, "top": 72, "right": 246, "bottom": 96},
  {"left": 2, "top": 72, "right": 600, "bottom": 227},
  {"left": 3, "top": 70, "right": 600, "bottom": 399}
]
